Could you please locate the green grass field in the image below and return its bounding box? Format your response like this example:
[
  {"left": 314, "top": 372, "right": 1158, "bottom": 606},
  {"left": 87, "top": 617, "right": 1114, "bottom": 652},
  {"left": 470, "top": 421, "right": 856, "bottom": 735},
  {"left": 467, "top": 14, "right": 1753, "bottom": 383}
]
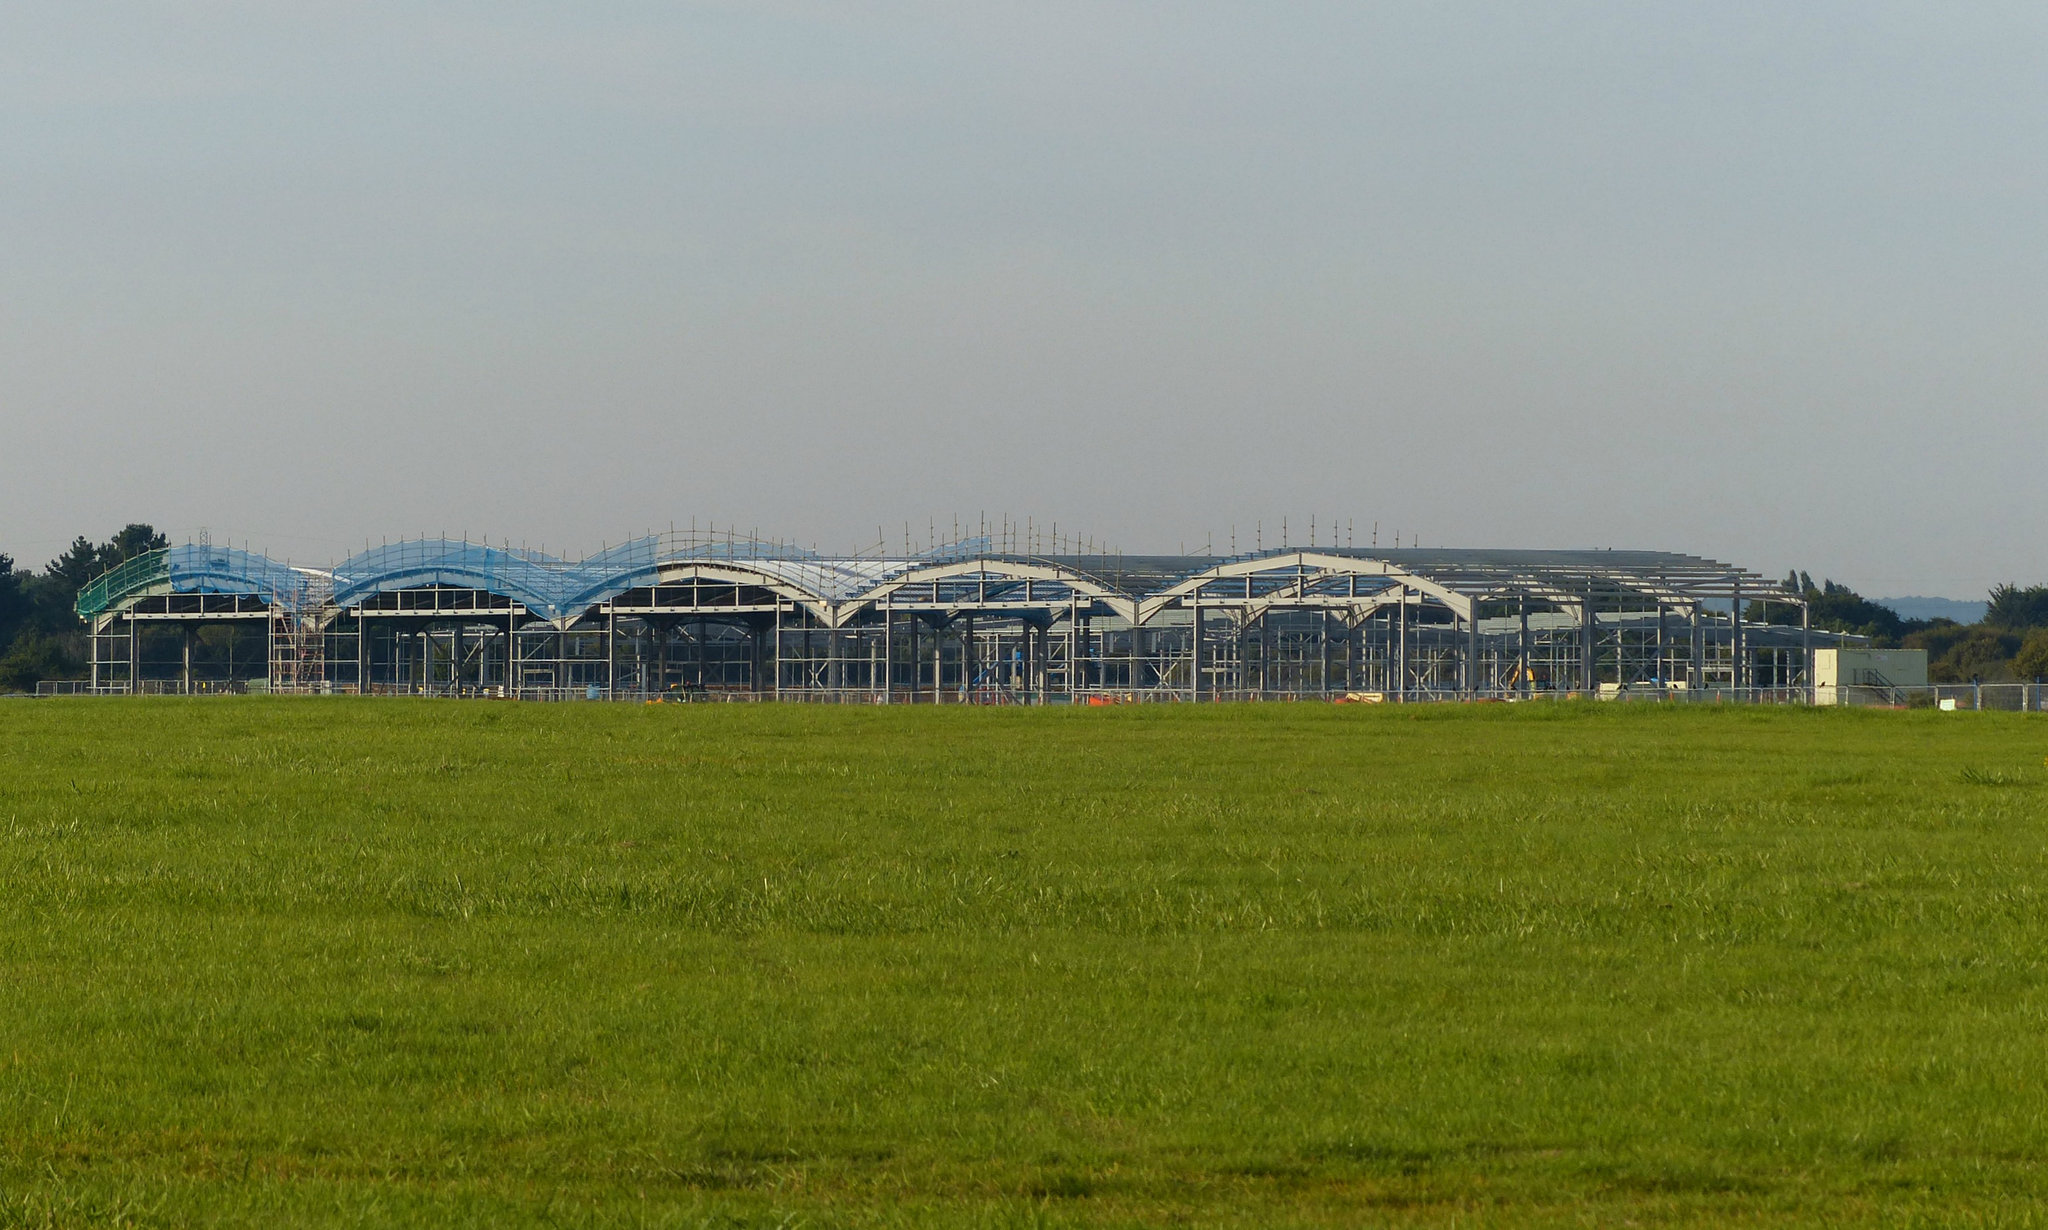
[{"left": 2, "top": 699, "right": 2046, "bottom": 1227}]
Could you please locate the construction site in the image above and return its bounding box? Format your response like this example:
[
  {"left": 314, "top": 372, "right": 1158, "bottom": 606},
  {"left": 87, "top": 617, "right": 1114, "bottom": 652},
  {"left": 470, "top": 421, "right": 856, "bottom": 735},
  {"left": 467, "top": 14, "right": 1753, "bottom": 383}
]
[{"left": 69, "top": 527, "right": 1853, "bottom": 703}]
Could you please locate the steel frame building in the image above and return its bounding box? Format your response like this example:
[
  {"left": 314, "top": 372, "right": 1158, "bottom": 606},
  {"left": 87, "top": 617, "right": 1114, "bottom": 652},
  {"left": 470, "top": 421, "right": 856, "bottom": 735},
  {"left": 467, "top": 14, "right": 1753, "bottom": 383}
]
[{"left": 74, "top": 532, "right": 1841, "bottom": 702}]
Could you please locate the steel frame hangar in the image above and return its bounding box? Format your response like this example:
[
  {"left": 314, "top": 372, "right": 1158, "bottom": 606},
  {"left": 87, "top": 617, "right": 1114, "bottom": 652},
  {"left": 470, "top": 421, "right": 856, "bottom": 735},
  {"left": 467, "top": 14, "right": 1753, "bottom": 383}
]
[{"left": 74, "top": 532, "right": 1838, "bottom": 702}]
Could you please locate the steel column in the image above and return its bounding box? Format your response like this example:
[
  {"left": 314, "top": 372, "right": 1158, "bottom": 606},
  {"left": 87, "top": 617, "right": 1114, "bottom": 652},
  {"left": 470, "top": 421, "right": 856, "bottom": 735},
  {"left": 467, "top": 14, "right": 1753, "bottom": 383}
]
[
  {"left": 1801, "top": 600, "right": 1812, "bottom": 705},
  {"left": 1518, "top": 594, "right": 1530, "bottom": 696},
  {"left": 1580, "top": 586, "right": 1596, "bottom": 693},
  {"left": 1731, "top": 582, "right": 1744, "bottom": 694},
  {"left": 881, "top": 605, "right": 893, "bottom": 704},
  {"left": 1396, "top": 588, "right": 1408, "bottom": 701},
  {"left": 1466, "top": 604, "right": 1480, "bottom": 698}
]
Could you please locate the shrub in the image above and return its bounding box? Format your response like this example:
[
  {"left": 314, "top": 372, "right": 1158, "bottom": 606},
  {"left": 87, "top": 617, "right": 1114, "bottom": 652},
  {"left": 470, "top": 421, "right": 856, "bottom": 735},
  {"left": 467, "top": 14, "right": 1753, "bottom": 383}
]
[
  {"left": 0, "top": 631, "right": 80, "bottom": 692},
  {"left": 2014, "top": 629, "right": 2048, "bottom": 682}
]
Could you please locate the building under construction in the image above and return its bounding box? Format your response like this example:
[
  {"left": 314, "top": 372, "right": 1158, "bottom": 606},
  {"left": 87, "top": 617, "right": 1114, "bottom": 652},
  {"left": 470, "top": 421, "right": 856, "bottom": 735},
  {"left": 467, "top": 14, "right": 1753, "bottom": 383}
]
[{"left": 71, "top": 530, "right": 1841, "bottom": 702}]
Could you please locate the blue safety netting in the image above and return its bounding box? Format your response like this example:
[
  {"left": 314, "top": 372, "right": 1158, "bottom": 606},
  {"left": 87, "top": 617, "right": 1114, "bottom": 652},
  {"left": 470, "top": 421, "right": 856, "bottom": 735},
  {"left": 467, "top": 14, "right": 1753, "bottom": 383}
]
[
  {"left": 330, "top": 533, "right": 896, "bottom": 620},
  {"left": 332, "top": 539, "right": 613, "bottom": 622},
  {"left": 176, "top": 545, "right": 320, "bottom": 604},
  {"left": 86, "top": 533, "right": 1041, "bottom": 621},
  {"left": 77, "top": 545, "right": 316, "bottom": 618}
]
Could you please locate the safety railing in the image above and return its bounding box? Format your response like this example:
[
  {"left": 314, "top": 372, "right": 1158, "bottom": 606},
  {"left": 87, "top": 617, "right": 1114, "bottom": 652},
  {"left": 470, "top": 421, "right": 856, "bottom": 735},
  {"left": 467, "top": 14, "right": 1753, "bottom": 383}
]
[
  {"left": 1825, "top": 683, "right": 2046, "bottom": 712},
  {"left": 74, "top": 550, "right": 172, "bottom": 619},
  {"left": 29, "top": 676, "right": 2048, "bottom": 709}
]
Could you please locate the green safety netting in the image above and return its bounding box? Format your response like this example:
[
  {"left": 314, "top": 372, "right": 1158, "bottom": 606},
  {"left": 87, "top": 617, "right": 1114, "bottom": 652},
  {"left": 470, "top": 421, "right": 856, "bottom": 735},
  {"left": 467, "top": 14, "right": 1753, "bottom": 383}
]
[{"left": 75, "top": 546, "right": 314, "bottom": 619}]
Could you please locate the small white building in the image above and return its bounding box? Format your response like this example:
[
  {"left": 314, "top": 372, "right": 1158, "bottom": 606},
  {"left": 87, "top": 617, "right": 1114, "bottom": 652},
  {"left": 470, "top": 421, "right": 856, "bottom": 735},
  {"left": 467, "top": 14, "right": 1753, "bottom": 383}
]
[{"left": 1814, "top": 648, "right": 1927, "bottom": 705}]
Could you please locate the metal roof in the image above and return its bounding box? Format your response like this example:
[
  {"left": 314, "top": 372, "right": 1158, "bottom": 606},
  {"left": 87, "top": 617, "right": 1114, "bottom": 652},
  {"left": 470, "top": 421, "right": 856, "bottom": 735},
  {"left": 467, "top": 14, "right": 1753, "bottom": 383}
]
[
  {"left": 76, "top": 545, "right": 324, "bottom": 620},
  {"left": 81, "top": 537, "right": 1788, "bottom": 622}
]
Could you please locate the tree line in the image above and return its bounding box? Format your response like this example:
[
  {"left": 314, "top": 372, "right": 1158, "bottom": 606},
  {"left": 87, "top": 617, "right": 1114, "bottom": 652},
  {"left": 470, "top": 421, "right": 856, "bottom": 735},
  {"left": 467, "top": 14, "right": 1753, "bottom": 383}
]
[
  {"left": 0, "top": 524, "right": 166, "bottom": 690},
  {"left": 4, "top": 526, "right": 2047, "bottom": 690},
  {"left": 1760, "top": 573, "right": 2048, "bottom": 683}
]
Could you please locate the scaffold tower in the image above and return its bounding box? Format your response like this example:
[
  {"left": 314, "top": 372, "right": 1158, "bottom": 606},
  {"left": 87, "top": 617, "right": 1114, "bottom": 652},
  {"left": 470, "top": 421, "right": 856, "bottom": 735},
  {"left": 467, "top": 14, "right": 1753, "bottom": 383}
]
[{"left": 267, "top": 570, "right": 334, "bottom": 694}]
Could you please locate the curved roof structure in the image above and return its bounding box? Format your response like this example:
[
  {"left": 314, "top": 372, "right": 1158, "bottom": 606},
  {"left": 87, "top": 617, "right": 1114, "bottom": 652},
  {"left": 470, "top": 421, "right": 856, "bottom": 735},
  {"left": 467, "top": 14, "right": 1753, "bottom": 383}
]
[
  {"left": 73, "top": 531, "right": 1838, "bottom": 704},
  {"left": 332, "top": 539, "right": 603, "bottom": 622},
  {"left": 82, "top": 535, "right": 1794, "bottom": 625},
  {"left": 326, "top": 534, "right": 948, "bottom": 623},
  {"left": 76, "top": 545, "right": 320, "bottom": 619}
]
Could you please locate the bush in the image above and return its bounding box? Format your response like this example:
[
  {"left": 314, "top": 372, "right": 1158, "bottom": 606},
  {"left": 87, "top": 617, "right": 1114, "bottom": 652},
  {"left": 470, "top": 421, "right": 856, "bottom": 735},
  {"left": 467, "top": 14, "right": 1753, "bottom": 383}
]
[
  {"left": 0, "top": 631, "right": 80, "bottom": 692},
  {"left": 1910, "top": 625, "right": 2024, "bottom": 683},
  {"left": 2015, "top": 629, "right": 2048, "bottom": 682}
]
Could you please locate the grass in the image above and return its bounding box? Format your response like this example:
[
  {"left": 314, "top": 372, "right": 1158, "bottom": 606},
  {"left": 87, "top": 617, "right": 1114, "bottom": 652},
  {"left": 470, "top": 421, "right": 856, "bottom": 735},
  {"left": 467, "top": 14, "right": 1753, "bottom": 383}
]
[{"left": 1, "top": 698, "right": 2046, "bottom": 1227}]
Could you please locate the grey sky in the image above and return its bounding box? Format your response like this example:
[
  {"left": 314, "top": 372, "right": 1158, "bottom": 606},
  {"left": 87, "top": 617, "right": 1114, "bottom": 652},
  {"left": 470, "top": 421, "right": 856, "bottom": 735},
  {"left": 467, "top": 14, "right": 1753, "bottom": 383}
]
[{"left": 3, "top": 3, "right": 2043, "bottom": 595}]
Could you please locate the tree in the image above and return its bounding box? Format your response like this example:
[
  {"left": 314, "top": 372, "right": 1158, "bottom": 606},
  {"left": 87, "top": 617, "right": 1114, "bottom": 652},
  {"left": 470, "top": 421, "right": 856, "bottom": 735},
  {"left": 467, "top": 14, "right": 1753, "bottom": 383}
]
[
  {"left": 1986, "top": 584, "right": 2048, "bottom": 631},
  {"left": 2016, "top": 629, "right": 2048, "bottom": 682},
  {"left": 35, "top": 524, "right": 166, "bottom": 599},
  {"left": 0, "top": 631, "right": 78, "bottom": 693},
  {"left": 1756, "top": 574, "right": 1918, "bottom": 644},
  {"left": 0, "top": 524, "right": 171, "bottom": 681},
  {"left": 42, "top": 536, "right": 104, "bottom": 597},
  {"left": 26, "top": 524, "right": 168, "bottom": 636},
  {"left": 1909, "top": 624, "right": 2024, "bottom": 683},
  {"left": 0, "top": 554, "right": 26, "bottom": 649},
  {"left": 102, "top": 523, "right": 168, "bottom": 570}
]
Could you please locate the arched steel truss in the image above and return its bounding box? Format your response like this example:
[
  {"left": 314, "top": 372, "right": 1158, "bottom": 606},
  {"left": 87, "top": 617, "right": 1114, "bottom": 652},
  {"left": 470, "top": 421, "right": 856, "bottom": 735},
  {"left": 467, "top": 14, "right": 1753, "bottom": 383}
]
[{"left": 80, "top": 537, "right": 1844, "bottom": 700}]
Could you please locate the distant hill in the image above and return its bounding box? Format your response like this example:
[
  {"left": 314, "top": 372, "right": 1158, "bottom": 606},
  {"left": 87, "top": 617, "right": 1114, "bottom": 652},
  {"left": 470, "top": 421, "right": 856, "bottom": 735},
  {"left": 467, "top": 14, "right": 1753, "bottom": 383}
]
[{"left": 1877, "top": 596, "right": 1988, "bottom": 624}]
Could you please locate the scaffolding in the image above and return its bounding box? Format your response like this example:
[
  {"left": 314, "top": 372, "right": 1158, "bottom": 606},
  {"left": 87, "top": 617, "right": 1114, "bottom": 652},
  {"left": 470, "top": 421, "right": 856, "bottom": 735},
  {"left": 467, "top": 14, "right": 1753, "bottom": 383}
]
[
  {"left": 74, "top": 531, "right": 1851, "bottom": 702},
  {"left": 267, "top": 570, "right": 335, "bottom": 694}
]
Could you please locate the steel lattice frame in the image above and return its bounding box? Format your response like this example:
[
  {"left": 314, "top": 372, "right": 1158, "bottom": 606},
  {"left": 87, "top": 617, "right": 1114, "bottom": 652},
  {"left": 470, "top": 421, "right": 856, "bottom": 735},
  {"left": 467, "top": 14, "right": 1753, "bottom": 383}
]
[{"left": 78, "top": 535, "right": 1846, "bottom": 701}]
